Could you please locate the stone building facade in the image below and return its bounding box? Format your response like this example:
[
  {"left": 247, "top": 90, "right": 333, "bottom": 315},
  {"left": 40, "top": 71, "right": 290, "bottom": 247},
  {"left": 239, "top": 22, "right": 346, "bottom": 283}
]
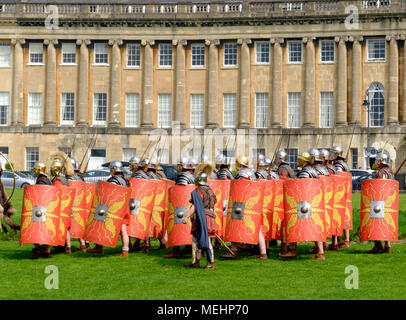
[{"left": 0, "top": 0, "right": 405, "bottom": 171}]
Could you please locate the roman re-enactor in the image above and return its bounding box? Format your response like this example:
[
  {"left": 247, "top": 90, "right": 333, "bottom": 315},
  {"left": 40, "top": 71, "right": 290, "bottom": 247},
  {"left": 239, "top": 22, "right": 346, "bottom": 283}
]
[
  {"left": 87, "top": 161, "right": 131, "bottom": 257},
  {"left": 0, "top": 167, "right": 19, "bottom": 234},
  {"left": 30, "top": 162, "right": 53, "bottom": 259},
  {"left": 274, "top": 150, "right": 296, "bottom": 179},
  {"left": 183, "top": 171, "right": 217, "bottom": 269},
  {"left": 367, "top": 152, "right": 395, "bottom": 254}
]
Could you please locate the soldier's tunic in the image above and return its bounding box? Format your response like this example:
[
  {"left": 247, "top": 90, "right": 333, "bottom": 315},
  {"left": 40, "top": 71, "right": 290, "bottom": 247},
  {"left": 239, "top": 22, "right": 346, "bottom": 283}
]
[
  {"left": 66, "top": 174, "right": 85, "bottom": 182},
  {"left": 235, "top": 167, "right": 257, "bottom": 181},
  {"left": 190, "top": 185, "right": 217, "bottom": 236},
  {"left": 255, "top": 169, "right": 270, "bottom": 180},
  {"left": 375, "top": 165, "right": 394, "bottom": 180},
  {"left": 132, "top": 169, "right": 150, "bottom": 180},
  {"left": 313, "top": 164, "right": 330, "bottom": 177},
  {"left": 107, "top": 174, "right": 130, "bottom": 225},
  {"left": 52, "top": 175, "right": 68, "bottom": 186},
  {"left": 217, "top": 168, "right": 234, "bottom": 180},
  {"left": 277, "top": 163, "right": 296, "bottom": 179},
  {"left": 298, "top": 166, "right": 319, "bottom": 179}
]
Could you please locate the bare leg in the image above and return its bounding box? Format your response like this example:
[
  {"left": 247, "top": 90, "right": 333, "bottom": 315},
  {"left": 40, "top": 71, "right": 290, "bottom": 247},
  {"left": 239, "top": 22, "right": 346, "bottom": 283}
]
[
  {"left": 255, "top": 230, "right": 268, "bottom": 260},
  {"left": 121, "top": 224, "right": 129, "bottom": 252}
]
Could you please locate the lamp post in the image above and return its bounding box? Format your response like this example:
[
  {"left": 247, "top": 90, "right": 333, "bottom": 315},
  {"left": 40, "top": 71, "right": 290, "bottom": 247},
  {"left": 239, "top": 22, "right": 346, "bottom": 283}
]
[{"left": 362, "top": 89, "right": 371, "bottom": 169}]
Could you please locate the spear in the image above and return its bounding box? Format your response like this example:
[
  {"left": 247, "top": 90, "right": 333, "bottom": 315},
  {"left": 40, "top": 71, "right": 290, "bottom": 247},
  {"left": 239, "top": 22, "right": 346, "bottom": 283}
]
[
  {"left": 78, "top": 131, "right": 97, "bottom": 173},
  {"left": 214, "top": 233, "right": 236, "bottom": 256},
  {"left": 345, "top": 126, "right": 356, "bottom": 162}
]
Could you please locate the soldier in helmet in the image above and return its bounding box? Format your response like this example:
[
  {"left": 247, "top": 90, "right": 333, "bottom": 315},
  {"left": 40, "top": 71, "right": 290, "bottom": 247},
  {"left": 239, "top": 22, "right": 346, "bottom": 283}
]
[
  {"left": 274, "top": 150, "right": 296, "bottom": 179},
  {"left": 182, "top": 171, "right": 217, "bottom": 269},
  {"left": 164, "top": 157, "right": 195, "bottom": 259},
  {"left": 30, "top": 162, "right": 53, "bottom": 259},
  {"left": 146, "top": 158, "right": 161, "bottom": 180},
  {"left": 66, "top": 158, "right": 84, "bottom": 181},
  {"left": 320, "top": 149, "right": 336, "bottom": 175},
  {"left": 132, "top": 158, "right": 151, "bottom": 180},
  {"left": 87, "top": 161, "right": 130, "bottom": 257},
  {"left": 256, "top": 155, "right": 271, "bottom": 180},
  {"left": 329, "top": 145, "right": 351, "bottom": 249},
  {"left": 367, "top": 152, "right": 394, "bottom": 254},
  {"left": 309, "top": 148, "right": 330, "bottom": 177},
  {"left": 234, "top": 155, "right": 256, "bottom": 181},
  {"left": 129, "top": 156, "right": 140, "bottom": 176},
  {"left": 216, "top": 154, "right": 234, "bottom": 180},
  {"left": 50, "top": 159, "right": 69, "bottom": 186}
]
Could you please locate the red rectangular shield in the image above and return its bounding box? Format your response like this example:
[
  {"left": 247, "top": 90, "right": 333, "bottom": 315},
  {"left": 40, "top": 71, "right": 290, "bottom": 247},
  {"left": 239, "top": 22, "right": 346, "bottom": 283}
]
[{"left": 56, "top": 185, "right": 76, "bottom": 246}]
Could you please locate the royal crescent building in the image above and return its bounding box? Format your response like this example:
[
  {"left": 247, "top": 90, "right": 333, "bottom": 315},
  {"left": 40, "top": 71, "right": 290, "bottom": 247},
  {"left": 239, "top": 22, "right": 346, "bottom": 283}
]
[{"left": 0, "top": 0, "right": 405, "bottom": 171}]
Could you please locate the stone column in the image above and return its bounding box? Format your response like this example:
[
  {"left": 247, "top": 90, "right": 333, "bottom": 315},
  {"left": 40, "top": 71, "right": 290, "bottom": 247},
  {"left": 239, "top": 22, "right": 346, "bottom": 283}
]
[
  {"left": 387, "top": 35, "right": 399, "bottom": 125},
  {"left": 303, "top": 37, "right": 315, "bottom": 128},
  {"left": 403, "top": 36, "right": 406, "bottom": 124},
  {"left": 350, "top": 36, "right": 362, "bottom": 125},
  {"left": 174, "top": 39, "right": 187, "bottom": 127},
  {"left": 335, "top": 36, "right": 348, "bottom": 126},
  {"left": 108, "top": 39, "right": 123, "bottom": 128},
  {"left": 44, "top": 39, "right": 58, "bottom": 127},
  {"left": 11, "top": 39, "right": 25, "bottom": 127},
  {"left": 76, "top": 39, "right": 91, "bottom": 127},
  {"left": 271, "top": 38, "right": 283, "bottom": 128},
  {"left": 141, "top": 39, "right": 154, "bottom": 129},
  {"left": 206, "top": 39, "right": 220, "bottom": 128},
  {"left": 238, "top": 38, "right": 251, "bottom": 128}
]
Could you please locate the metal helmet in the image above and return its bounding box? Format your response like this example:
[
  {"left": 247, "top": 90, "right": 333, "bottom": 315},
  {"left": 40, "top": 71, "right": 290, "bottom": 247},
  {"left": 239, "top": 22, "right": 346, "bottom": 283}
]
[
  {"left": 139, "top": 158, "right": 151, "bottom": 171},
  {"left": 298, "top": 152, "right": 311, "bottom": 167},
  {"left": 50, "top": 159, "right": 64, "bottom": 177},
  {"left": 109, "top": 160, "right": 123, "bottom": 174},
  {"left": 264, "top": 157, "right": 272, "bottom": 167},
  {"left": 129, "top": 156, "right": 140, "bottom": 171},
  {"left": 308, "top": 148, "right": 322, "bottom": 162},
  {"left": 257, "top": 153, "right": 265, "bottom": 161},
  {"left": 257, "top": 158, "right": 267, "bottom": 169},
  {"left": 176, "top": 157, "right": 188, "bottom": 172},
  {"left": 194, "top": 172, "right": 209, "bottom": 186},
  {"left": 274, "top": 150, "right": 287, "bottom": 167},
  {"left": 150, "top": 157, "right": 160, "bottom": 170},
  {"left": 375, "top": 152, "right": 390, "bottom": 166},
  {"left": 215, "top": 154, "right": 226, "bottom": 165},
  {"left": 33, "top": 162, "right": 47, "bottom": 177},
  {"left": 319, "top": 149, "right": 330, "bottom": 161},
  {"left": 70, "top": 158, "right": 79, "bottom": 171},
  {"left": 236, "top": 155, "right": 249, "bottom": 171},
  {"left": 330, "top": 146, "right": 343, "bottom": 160}
]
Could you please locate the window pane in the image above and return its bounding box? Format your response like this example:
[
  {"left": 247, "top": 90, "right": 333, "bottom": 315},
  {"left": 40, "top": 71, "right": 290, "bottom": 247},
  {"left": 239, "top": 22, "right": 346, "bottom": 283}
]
[
  {"left": 286, "top": 149, "right": 298, "bottom": 170},
  {"left": 368, "top": 39, "right": 385, "bottom": 60},
  {"left": 191, "top": 44, "right": 205, "bottom": 67},
  {"left": 158, "top": 94, "right": 171, "bottom": 128},
  {"left": 28, "top": 93, "right": 42, "bottom": 125},
  {"left": 61, "top": 93, "right": 75, "bottom": 123},
  {"left": 223, "top": 94, "right": 236, "bottom": 127},
  {"left": 289, "top": 41, "right": 302, "bottom": 63},
  {"left": 224, "top": 43, "right": 237, "bottom": 66},
  {"left": 255, "top": 93, "right": 268, "bottom": 128},
  {"left": 190, "top": 94, "right": 204, "bottom": 128},
  {"left": 94, "top": 43, "right": 108, "bottom": 64},
  {"left": 62, "top": 43, "right": 76, "bottom": 64},
  {"left": 29, "top": 43, "right": 43, "bottom": 64},
  {"left": 351, "top": 148, "right": 358, "bottom": 169},
  {"left": 287, "top": 92, "right": 301, "bottom": 128},
  {"left": 256, "top": 42, "right": 269, "bottom": 64},
  {"left": 0, "top": 92, "right": 8, "bottom": 125},
  {"left": 93, "top": 93, "right": 107, "bottom": 124},
  {"left": 320, "top": 40, "right": 334, "bottom": 62},
  {"left": 0, "top": 43, "right": 10, "bottom": 66},
  {"left": 127, "top": 43, "right": 140, "bottom": 67},
  {"left": 125, "top": 93, "right": 139, "bottom": 127},
  {"left": 26, "top": 147, "right": 39, "bottom": 171},
  {"left": 320, "top": 92, "right": 333, "bottom": 128},
  {"left": 123, "top": 148, "right": 137, "bottom": 161},
  {"left": 159, "top": 43, "right": 172, "bottom": 67}
]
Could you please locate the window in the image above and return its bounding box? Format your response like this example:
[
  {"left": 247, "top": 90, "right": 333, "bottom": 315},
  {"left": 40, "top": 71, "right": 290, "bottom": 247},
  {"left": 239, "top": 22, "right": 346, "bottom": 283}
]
[
  {"left": 224, "top": 43, "right": 237, "bottom": 66},
  {"left": 125, "top": 93, "right": 139, "bottom": 127},
  {"left": 26, "top": 147, "right": 39, "bottom": 171},
  {"left": 287, "top": 92, "right": 301, "bottom": 128},
  {"left": 285, "top": 149, "right": 298, "bottom": 170},
  {"left": 351, "top": 148, "right": 358, "bottom": 169},
  {"left": 29, "top": 43, "right": 43, "bottom": 64},
  {"left": 0, "top": 146, "right": 8, "bottom": 169},
  {"left": 61, "top": 93, "right": 75, "bottom": 124},
  {"left": 319, "top": 92, "right": 333, "bottom": 128},
  {"left": 367, "top": 82, "right": 384, "bottom": 127},
  {"left": 288, "top": 41, "right": 302, "bottom": 63},
  {"left": 93, "top": 93, "right": 107, "bottom": 125},
  {"left": 62, "top": 42, "right": 76, "bottom": 64},
  {"left": 191, "top": 44, "right": 205, "bottom": 67},
  {"left": 122, "top": 148, "right": 137, "bottom": 161},
  {"left": 255, "top": 42, "right": 270, "bottom": 64},
  {"left": 320, "top": 40, "right": 335, "bottom": 63},
  {"left": 255, "top": 93, "right": 269, "bottom": 128},
  {"left": 159, "top": 43, "right": 172, "bottom": 67},
  {"left": 190, "top": 94, "right": 204, "bottom": 128},
  {"left": 0, "top": 92, "right": 9, "bottom": 125},
  {"left": 223, "top": 94, "right": 236, "bottom": 128},
  {"left": 0, "top": 43, "right": 10, "bottom": 66},
  {"left": 126, "top": 43, "right": 140, "bottom": 67},
  {"left": 94, "top": 43, "right": 108, "bottom": 65},
  {"left": 158, "top": 94, "right": 172, "bottom": 128},
  {"left": 367, "top": 39, "right": 386, "bottom": 61},
  {"left": 28, "top": 93, "right": 42, "bottom": 125},
  {"left": 222, "top": 149, "right": 235, "bottom": 168}
]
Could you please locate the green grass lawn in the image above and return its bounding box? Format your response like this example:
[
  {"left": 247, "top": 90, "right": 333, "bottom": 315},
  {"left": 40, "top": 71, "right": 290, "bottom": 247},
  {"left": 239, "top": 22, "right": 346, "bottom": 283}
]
[{"left": 1, "top": 189, "right": 406, "bottom": 300}]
